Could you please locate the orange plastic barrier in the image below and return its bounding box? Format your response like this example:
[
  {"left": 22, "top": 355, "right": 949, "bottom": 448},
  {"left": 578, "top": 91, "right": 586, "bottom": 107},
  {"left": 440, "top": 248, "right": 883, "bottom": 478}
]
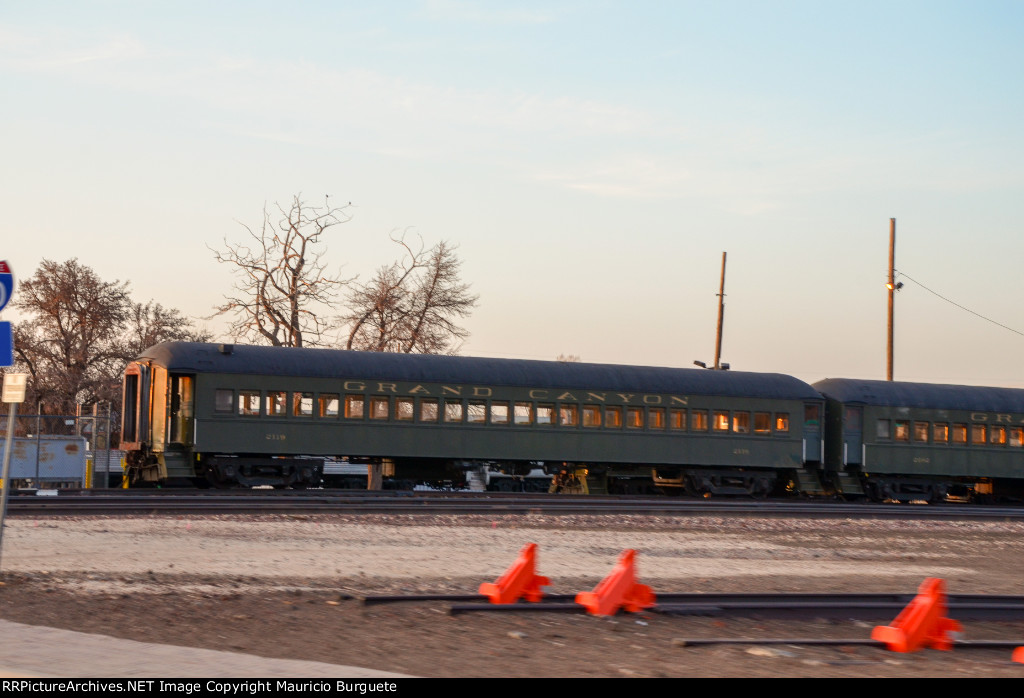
[
  {"left": 478, "top": 542, "right": 550, "bottom": 604},
  {"left": 871, "top": 577, "right": 962, "bottom": 652},
  {"left": 575, "top": 549, "right": 656, "bottom": 616},
  {"left": 1013, "top": 647, "right": 1024, "bottom": 664}
]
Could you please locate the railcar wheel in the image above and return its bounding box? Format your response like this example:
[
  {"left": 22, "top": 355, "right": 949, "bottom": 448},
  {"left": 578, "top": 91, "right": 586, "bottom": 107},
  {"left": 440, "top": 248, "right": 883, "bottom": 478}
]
[{"left": 204, "top": 470, "right": 234, "bottom": 489}]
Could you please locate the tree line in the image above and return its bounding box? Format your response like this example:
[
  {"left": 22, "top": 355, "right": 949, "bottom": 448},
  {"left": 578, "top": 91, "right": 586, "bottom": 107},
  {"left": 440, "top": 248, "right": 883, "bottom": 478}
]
[{"left": 5, "top": 194, "right": 478, "bottom": 417}]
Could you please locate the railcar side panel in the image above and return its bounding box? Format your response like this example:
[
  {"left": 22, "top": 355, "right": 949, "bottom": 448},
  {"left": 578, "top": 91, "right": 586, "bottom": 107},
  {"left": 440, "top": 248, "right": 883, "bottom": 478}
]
[
  {"left": 817, "top": 377, "right": 1024, "bottom": 500},
  {"left": 123, "top": 342, "right": 827, "bottom": 492}
]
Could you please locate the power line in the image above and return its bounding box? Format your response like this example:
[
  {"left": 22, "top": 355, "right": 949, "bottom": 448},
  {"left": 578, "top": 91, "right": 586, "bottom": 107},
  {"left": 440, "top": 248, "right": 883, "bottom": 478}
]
[{"left": 895, "top": 270, "right": 1024, "bottom": 339}]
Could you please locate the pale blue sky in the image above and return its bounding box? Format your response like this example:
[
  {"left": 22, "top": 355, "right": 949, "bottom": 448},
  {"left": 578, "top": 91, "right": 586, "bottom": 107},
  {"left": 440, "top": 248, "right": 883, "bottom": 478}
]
[{"left": 2, "top": 1, "right": 1023, "bottom": 386}]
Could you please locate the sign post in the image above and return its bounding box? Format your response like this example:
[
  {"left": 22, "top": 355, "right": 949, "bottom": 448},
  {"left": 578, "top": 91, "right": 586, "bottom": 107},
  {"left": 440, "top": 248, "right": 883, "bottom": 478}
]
[
  {"left": 0, "top": 261, "right": 21, "bottom": 571},
  {"left": 0, "top": 373, "right": 29, "bottom": 571}
]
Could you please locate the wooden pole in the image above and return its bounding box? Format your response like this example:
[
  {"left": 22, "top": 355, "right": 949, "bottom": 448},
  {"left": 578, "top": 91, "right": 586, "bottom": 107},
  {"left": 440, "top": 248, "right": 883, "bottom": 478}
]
[
  {"left": 887, "top": 218, "right": 896, "bottom": 381},
  {"left": 714, "top": 252, "right": 726, "bottom": 370}
]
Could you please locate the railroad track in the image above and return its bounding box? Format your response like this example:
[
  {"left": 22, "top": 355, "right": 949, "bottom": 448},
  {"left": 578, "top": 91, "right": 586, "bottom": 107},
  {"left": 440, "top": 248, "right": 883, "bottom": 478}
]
[
  {"left": 360, "top": 591, "right": 1024, "bottom": 648},
  {"left": 5, "top": 488, "right": 1024, "bottom": 519}
]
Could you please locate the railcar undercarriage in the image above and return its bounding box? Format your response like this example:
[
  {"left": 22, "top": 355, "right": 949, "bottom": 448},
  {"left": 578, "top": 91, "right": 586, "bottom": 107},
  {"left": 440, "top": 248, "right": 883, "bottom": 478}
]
[
  {"left": 199, "top": 456, "right": 324, "bottom": 489},
  {"left": 652, "top": 466, "right": 783, "bottom": 498}
]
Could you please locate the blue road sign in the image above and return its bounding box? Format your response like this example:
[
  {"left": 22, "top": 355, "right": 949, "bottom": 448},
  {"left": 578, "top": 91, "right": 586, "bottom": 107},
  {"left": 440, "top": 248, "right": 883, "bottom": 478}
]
[
  {"left": 0, "top": 261, "right": 11, "bottom": 314},
  {"left": 0, "top": 321, "right": 11, "bottom": 367}
]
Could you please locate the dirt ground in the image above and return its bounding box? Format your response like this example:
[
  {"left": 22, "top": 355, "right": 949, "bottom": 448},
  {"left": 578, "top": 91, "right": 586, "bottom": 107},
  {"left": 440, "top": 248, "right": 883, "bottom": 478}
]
[{"left": 2, "top": 513, "right": 1024, "bottom": 678}]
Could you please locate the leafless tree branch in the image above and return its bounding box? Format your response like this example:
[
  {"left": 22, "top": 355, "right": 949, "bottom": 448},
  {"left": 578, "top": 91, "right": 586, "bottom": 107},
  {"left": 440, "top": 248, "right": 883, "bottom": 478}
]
[
  {"left": 209, "top": 194, "right": 354, "bottom": 347},
  {"left": 343, "top": 231, "right": 478, "bottom": 354}
]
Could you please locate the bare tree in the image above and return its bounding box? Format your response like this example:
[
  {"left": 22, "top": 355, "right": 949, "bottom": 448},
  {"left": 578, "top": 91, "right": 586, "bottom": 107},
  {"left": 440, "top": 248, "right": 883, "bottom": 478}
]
[
  {"left": 344, "top": 232, "right": 479, "bottom": 354},
  {"left": 124, "top": 301, "right": 213, "bottom": 357},
  {"left": 9, "top": 259, "right": 208, "bottom": 416},
  {"left": 210, "top": 195, "right": 353, "bottom": 347},
  {"left": 12, "top": 259, "right": 131, "bottom": 414}
]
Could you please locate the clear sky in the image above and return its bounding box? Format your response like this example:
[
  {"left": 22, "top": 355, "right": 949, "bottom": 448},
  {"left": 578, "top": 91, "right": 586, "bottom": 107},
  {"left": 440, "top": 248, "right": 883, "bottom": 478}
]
[{"left": 2, "top": 1, "right": 1023, "bottom": 387}]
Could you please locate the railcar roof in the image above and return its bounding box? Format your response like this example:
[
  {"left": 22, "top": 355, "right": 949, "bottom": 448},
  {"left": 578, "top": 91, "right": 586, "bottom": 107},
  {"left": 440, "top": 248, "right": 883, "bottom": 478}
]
[
  {"left": 138, "top": 342, "right": 822, "bottom": 400},
  {"left": 814, "top": 377, "right": 1024, "bottom": 413}
]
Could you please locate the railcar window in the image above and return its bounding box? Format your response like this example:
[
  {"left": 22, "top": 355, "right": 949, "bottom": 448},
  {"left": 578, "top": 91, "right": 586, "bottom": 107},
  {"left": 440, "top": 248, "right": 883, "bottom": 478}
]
[
  {"left": 626, "top": 407, "right": 643, "bottom": 429},
  {"left": 754, "top": 412, "right": 771, "bottom": 434},
  {"left": 952, "top": 424, "right": 968, "bottom": 444},
  {"left": 467, "top": 400, "right": 487, "bottom": 424},
  {"left": 536, "top": 404, "right": 555, "bottom": 425},
  {"left": 733, "top": 412, "right": 750, "bottom": 434},
  {"left": 560, "top": 404, "right": 578, "bottom": 427},
  {"left": 582, "top": 405, "right": 601, "bottom": 428},
  {"left": 894, "top": 421, "right": 910, "bottom": 441},
  {"left": 990, "top": 426, "right": 1007, "bottom": 445},
  {"left": 345, "top": 395, "right": 365, "bottom": 419},
  {"left": 933, "top": 423, "right": 949, "bottom": 443},
  {"left": 266, "top": 391, "right": 287, "bottom": 417},
  {"left": 1011, "top": 428, "right": 1023, "bottom": 447},
  {"left": 877, "top": 419, "right": 891, "bottom": 439},
  {"left": 319, "top": 394, "right": 339, "bottom": 418},
  {"left": 802, "top": 405, "right": 819, "bottom": 427},
  {"left": 514, "top": 402, "right": 532, "bottom": 425},
  {"left": 713, "top": 411, "right": 729, "bottom": 432},
  {"left": 238, "top": 390, "right": 260, "bottom": 416},
  {"left": 649, "top": 408, "right": 665, "bottom": 429},
  {"left": 396, "top": 397, "right": 414, "bottom": 421},
  {"left": 369, "top": 397, "right": 390, "bottom": 420},
  {"left": 491, "top": 402, "right": 510, "bottom": 425},
  {"left": 604, "top": 406, "right": 622, "bottom": 428},
  {"left": 845, "top": 408, "right": 862, "bottom": 431},
  {"left": 913, "top": 422, "right": 929, "bottom": 442},
  {"left": 669, "top": 409, "right": 687, "bottom": 430},
  {"left": 123, "top": 373, "right": 139, "bottom": 441},
  {"left": 444, "top": 401, "right": 464, "bottom": 423},
  {"left": 215, "top": 389, "right": 233, "bottom": 413},
  {"left": 691, "top": 410, "right": 708, "bottom": 431},
  {"left": 775, "top": 413, "right": 789, "bottom": 432},
  {"left": 971, "top": 424, "right": 986, "bottom": 445},
  {"left": 420, "top": 398, "right": 439, "bottom": 422},
  {"left": 293, "top": 392, "right": 313, "bottom": 417}
]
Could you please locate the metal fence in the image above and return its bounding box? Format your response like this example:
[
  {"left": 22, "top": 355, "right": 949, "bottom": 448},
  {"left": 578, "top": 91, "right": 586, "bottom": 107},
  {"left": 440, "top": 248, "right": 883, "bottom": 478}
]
[{"left": 0, "top": 409, "right": 123, "bottom": 488}]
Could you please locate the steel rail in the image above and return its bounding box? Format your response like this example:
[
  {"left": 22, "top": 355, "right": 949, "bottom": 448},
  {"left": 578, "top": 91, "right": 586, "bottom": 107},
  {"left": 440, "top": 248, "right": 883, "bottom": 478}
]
[
  {"left": 355, "top": 592, "right": 1024, "bottom": 622},
  {"left": 5, "top": 489, "right": 1024, "bottom": 519}
]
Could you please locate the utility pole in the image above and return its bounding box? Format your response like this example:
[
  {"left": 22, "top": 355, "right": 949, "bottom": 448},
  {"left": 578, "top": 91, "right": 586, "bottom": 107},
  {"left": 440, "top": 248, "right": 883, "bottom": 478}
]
[
  {"left": 714, "top": 251, "right": 727, "bottom": 370},
  {"left": 693, "top": 252, "right": 730, "bottom": 371},
  {"left": 887, "top": 218, "right": 896, "bottom": 381}
]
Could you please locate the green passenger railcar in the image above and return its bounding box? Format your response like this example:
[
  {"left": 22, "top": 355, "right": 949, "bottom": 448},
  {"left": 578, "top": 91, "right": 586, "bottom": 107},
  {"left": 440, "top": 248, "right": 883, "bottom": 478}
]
[
  {"left": 815, "top": 378, "right": 1024, "bottom": 502},
  {"left": 121, "top": 342, "right": 827, "bottom": 494}
]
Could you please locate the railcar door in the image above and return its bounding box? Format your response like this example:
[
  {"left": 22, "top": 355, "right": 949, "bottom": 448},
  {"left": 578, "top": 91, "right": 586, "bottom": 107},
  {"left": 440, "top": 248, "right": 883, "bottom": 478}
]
[
  {"left": 843, "top": 406, "right": 863, "bottom": 465},
  {"left": 168, "top": 374, "right": 195, "bottom": 446},
  {"left": 121, "top": 362, "right": 149, "bottom": 448},
  {"left": 803, "top": 403, "right": 823, "bottom": 463}
]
